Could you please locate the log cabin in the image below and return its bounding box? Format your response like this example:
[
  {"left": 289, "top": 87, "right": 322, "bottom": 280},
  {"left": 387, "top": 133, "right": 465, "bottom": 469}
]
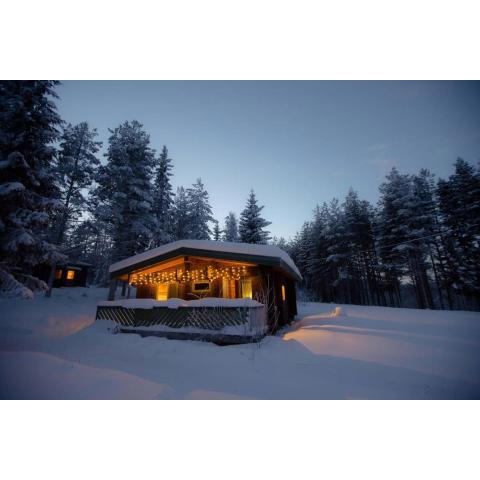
[{"left": 96, "top": 240, "right": 301, "bottom": 343}]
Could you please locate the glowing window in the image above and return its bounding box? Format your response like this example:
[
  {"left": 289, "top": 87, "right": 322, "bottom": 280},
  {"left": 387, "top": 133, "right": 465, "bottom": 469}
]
[
  {"left": 55, "top": 269, "right": 62, "bottom": 279},
  {"left": 156, "top": 283, "right": 168, "bottom": 301},
  {"left": 281, "top": 285, "right": 286, "bottom": 301},
  {"left": 241, "top": 279, "right": 252, "bottom": 299},
  {"left": 66, "top": 270, "right": 75, "bottom": 280}
]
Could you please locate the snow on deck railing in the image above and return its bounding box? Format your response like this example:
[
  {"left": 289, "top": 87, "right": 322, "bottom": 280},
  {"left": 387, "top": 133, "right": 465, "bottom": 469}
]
[
  {"left": 96, "top": 297, "right": 268, "bottom": 337},
  {"left": 98, "top": 297, "right": 264, "bottom": 310}
]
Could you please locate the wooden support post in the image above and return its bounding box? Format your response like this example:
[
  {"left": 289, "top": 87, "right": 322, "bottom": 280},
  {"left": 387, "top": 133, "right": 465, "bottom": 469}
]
[{"left": 108, "top": 278, "right": 118, "bottom": 301}]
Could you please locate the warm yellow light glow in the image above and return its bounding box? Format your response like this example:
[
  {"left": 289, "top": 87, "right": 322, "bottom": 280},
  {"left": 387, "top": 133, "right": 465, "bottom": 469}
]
[
  {"left": 130, "top": 264, "right": 249, "bottom": 287},
  {"left": 281, "top": 285, "right": 286, "bottom": 301},
  {"left": 241, "top": 279, "right": 252, "bottom": 299},
  {"left": 66, "top": 270, "right": 75, "bottom": 280},
  {"left": 156, "top": 283, "right": 168, "bottom": 301}
]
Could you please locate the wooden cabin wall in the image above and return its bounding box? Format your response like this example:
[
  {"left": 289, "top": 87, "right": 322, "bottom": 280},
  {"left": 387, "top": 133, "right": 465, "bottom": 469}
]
[
  {"left": 257, "top": 267, "right": 298, "bottom": 332},
  {"left": 136, "top": 284, "right": 156, "bottom": 299}
]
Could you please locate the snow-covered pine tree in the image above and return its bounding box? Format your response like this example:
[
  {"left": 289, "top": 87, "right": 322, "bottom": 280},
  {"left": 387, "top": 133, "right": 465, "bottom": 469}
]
[
  {"left": 437, "top": 158, "right": 480, "bottom": 307},
  {"left": 172, "top": 186, "right": 191, "bottom": 240},
  {"left": 186, "top": 178, "right": 214, "bottom": 240},
  {"left": 270, "top": 236, "right": 287, "bottom": 250},
  {"left": 342, "top": 189, "right": 382, "bottom": 306},
  {"left": 323, "top": 198, "right": 353, "bottom": 303},
  {"left": 303, "top": 204, "right": 329, "bottom": 300},
  {"left": 212, "top": 220, "right": 222, "bottom": 241},
  {"left": 51, "top": 122, "right": 102, "bottom": 244},
  {"left": 92, "top": 121, "right": 156, "bottom": 263},
  {"left": 376, "top": 167, "right": 435, "bottom": 309},
  {"left": 66, "top": 217, "right": 113, "bottom": 286},
  {"left": 239, "top": 190, "right": 271, "bottom": 244},
  {"left": 375, "top": 168, "right": 411, "bottom": 306},
  {"left": 0, "top": 80, "right": 65, "bottom": 298},
  {"left": 223, "top": 211, "right": 239, "bottom": 242},
  {"left": 45, "top": 122, "right": 102, "bottom": 296},
  {"left": 152, "top": 145, "right": 174, "bottom": 246}
]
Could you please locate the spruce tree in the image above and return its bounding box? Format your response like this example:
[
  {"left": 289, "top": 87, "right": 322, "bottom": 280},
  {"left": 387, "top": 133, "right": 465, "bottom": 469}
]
[
  {"left": 172, "top": 186, "right": 191, "bottom": 240},
  {"left": 437, "top": 158, "right": 480, "bottom": 305},
  {"left": 212, "top": 220, "right": 222, "bottom": 241},
  {"left": 152, "top": 145, "right": 174, "bottom": 246},
  {"left": 239, "top": 190, "right": 271, "bottom": 244},
  {"left": 186, "top": 178, "right": 214, "bottom": 240},
  {"left": 223, "top": 212, "right": 239, "bottom": 242},
  {"left": 45, "top": 121, "right": 102, "bottom": 296},
  {"left": 51, "top": 122, "right": 101, "bottom": 244},
  {"left": 93, "top": 121, "right": 156, "bottom": 262},
  {"left": 0, "top": 80, "right": 65, "bottom": 298}
]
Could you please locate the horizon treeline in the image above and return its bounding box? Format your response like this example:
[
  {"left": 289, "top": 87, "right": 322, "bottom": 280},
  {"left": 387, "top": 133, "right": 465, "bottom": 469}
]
[
  {"left": 0, "top": 81, "right": 479, "bottom": 311},
  {"left": 286, "top": 160, "right": 480, "bottom": 311}
]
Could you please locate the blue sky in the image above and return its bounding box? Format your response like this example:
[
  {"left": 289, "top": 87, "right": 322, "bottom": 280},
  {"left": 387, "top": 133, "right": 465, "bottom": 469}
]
[{"left": 56, "top": 81, "right": 480, "bottom": 239}]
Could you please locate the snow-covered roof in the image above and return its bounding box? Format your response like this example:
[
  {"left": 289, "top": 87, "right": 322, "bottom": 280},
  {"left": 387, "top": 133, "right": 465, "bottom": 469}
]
[{"left": 109, "top": 240, "right": 302, "bottom": 281}]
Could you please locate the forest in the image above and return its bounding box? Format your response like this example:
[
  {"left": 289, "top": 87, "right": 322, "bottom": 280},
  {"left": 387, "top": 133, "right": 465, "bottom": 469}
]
[{"left": 0, "top": 81, "right": 479, "bottom": 310}]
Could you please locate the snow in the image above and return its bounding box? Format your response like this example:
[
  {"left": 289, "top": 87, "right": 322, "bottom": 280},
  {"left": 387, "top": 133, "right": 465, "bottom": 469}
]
[
  {"left": 1, "top": 287, "right": 479, "bottom": 399},
  {"left": 0, "top": 351, "right": 170, "bottom": 400},
  {"left": 0, "top": 181, "right": 25, "bottom": 196},
  {"left": 108, "top": 239, "right": 301, "bottom": 279},
  {"left": 99, "top": 297, "right": 264, "bottom": 309}
]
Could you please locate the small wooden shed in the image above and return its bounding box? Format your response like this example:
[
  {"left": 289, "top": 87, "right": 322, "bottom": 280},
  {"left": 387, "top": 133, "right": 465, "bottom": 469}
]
[
  {"left": 34, "top": 261, "right": 91, "bottom": 288},
  {"left": 97, "top": 240, "right": 301, "bottom": 343}
]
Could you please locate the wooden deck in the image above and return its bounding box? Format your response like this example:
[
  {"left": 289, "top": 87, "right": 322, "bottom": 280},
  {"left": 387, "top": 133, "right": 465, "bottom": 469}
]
[{"left": 96, "top": 303, "right": 267, "bottom": 343}]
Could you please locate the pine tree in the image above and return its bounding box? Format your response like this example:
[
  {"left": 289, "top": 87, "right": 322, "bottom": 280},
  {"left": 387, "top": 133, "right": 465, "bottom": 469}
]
[
  {"left": 172, "top": 186, "right": 191, "bottom": 240},
  {"left": 0, "top": 80, "right": 65, "bottom": 298},
  {"left": 375, "top": 168, "right": 411, "bottom": 306},
  {"left": 239, "top": 190, "right": 271, "bottom": 244},
  {"left": 51, "top": 122, "right": 102, "bottom": 244},
  {"left": 223, "top": 212, "right": 239, "bottom": 242},
  {"left": 376, "top": 167, "right": 435, "bottom": 309},
  {"left": 93, "top": 121, "right": 156, "bottom": 263},
  {"left": 186, "top": 178, "right": 214, "bottom": 240},
  {"left": 45, "top": 122, "right": 102, "bottom": 296},
  {"left": 342, "top": 189, "right": 383, "bottom": 306},
  {"left": 66, "top": 218, "right": 113, "bottom": 286},
  {"left": 437, "top": 158, "right": 480, "bottom": 306},
  {"left": 152, "top": 145, "right": 174, "bottom": 246},
  {"left": 270, "top": 236, "right": 287, "bottom": 250},
  {"left": 212, "top": 220, "right": 222, "bottom": 241}
]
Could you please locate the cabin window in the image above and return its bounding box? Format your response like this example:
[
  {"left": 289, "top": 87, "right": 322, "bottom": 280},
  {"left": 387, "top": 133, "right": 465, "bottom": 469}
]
[
  {"left": 281, "top": 284, "right": 286, "bottom": 301},
  {"left": 156, "top": 283, "right": 168, "bottom": 301},
  {"left": 55, "top": 269, "right": 62, "bottom": 279},
  {"left": 192, "top": 281, "right": 210, "bottom": 293},
  {"left": 66, "top": 270, "right": 75, "bottom": 280},
  {"left": 222, "top": 277, "right": 229, "bottom": 298},
  {"left": 241, "top": 279, "right": 252, "bottom": 299}
]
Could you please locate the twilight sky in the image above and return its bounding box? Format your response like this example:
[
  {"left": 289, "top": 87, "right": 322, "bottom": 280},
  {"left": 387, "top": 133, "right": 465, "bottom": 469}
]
[{"left": 56, "top": 81, "right": 480, "bottom": 240}]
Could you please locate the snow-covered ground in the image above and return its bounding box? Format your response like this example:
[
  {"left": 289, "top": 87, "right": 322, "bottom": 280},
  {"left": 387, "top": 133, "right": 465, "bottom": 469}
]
[{"left": 0, "top": 287, "right": 479, "bottom": 399}]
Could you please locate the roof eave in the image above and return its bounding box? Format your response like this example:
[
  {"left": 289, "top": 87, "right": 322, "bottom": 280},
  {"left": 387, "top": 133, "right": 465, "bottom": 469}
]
[{"left": 109, "top": 246, "right": 302, "bottom": 282}]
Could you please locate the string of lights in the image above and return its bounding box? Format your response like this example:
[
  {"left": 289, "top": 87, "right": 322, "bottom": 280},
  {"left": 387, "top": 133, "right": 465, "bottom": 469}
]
[{"left": 130, "top": 265, "right": 248, "bottom": 286}]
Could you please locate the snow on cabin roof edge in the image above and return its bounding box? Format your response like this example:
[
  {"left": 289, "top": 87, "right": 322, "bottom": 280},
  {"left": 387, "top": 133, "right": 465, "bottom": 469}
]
[{"left": 109, "top": 239, "right": 302, "bottom": 280}]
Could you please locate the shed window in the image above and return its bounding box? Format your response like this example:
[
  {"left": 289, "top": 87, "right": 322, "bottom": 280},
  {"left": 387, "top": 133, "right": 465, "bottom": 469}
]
[
  {"left": 66, "top": 270, "right": 75, "bottom": 280},
  {"left": 55, "top": 269, "right": 62, "bottom": 279},
  {"left": 281, "top": 284, "right": 286, "bottom": 301}
]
